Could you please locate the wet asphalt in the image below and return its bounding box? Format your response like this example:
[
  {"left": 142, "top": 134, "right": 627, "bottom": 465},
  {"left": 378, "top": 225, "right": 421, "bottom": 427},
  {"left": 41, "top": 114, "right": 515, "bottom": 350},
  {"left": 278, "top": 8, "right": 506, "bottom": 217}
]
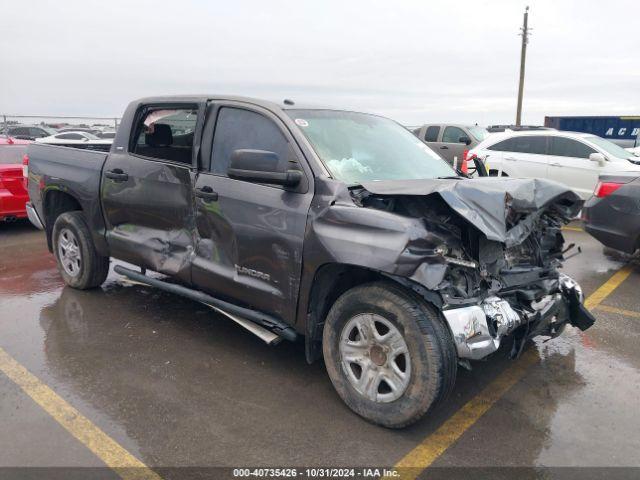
[{"left": 0, "top": 219, "right": 639, "bottom": 476}]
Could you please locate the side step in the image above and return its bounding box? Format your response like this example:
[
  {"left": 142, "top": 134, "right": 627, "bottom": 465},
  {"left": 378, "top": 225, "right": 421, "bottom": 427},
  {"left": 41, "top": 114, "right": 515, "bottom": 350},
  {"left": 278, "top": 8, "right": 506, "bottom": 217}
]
[{"left": 113, "top": 265, "right": 298, "bottom": 343}]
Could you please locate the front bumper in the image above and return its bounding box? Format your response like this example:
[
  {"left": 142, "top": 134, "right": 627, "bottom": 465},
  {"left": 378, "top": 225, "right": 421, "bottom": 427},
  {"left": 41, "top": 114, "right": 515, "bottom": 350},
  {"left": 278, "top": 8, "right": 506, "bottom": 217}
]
[
  {"left": 25, "top": 202, "right": 44, "bottom": 230},
  {"left": 442, "top": 274, "right": 594, "bottom": 360}
]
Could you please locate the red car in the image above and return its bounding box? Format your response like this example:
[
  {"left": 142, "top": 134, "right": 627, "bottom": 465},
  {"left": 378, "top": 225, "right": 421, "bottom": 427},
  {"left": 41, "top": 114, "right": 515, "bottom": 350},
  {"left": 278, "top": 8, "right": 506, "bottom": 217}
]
[{"left": 0, "top": 137, "right": 30, "bottom": 222}]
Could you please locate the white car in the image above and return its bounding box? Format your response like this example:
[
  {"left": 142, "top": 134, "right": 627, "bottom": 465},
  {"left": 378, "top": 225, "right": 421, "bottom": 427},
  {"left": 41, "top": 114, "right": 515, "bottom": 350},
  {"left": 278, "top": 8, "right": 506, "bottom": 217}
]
[
  {"left": 35, "top": 131, "right": 112, "bottom": 146},
  {"left": 626, "top": 146, "right": 640, "bottom": 157},
  {"left": 469, "top": 130, "right": 640, "bottom": 199}
]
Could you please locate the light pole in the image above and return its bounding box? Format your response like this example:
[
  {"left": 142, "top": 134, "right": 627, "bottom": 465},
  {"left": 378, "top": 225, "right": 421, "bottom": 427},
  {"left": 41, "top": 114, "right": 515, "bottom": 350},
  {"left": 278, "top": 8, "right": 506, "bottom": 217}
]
[{"left": 516, "top": 6, "right": 531, "bottom": 126}]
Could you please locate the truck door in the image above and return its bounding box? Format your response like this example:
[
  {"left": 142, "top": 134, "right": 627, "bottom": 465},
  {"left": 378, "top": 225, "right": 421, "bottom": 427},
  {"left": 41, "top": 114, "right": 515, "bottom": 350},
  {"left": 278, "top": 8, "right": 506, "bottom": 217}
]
[
  {"left": 437, "top": 126, "right": 469, "bottom": 165},
  {"left": 101, "top": 104, "right": 201, "bottom": 283},
  {"left": 191, "top": 103, "right": 313, "bottom": 325}
]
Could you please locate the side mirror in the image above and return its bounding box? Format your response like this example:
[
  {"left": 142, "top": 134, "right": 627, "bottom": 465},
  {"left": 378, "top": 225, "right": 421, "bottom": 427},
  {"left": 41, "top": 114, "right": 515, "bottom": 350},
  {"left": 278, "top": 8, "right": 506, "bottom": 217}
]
[
  {"left": 82, "top": 137, "right": 89, "bottom": 142},
  {"left": 589, "top": 152, "right": 606, "bottom": 166},
  {"left": 459, "top": 136, "right": 472, "bottom": 146},
  {"left": 228, "top": 149, "right": 302, "bottom": 187}
]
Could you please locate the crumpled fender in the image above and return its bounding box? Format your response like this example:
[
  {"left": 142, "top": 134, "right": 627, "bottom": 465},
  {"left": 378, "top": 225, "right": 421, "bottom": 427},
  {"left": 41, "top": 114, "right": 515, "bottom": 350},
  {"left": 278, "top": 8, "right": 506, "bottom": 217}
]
[
  {"left": 298, "top": 178, "right": 454, "bottom": 316},
  {"left": 318, "top": 180, "right": 454, "bottom": 281}
]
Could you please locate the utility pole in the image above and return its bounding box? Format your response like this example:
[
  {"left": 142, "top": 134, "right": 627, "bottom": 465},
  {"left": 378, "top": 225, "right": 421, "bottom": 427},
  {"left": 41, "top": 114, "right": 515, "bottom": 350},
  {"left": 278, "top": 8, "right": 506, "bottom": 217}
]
[{"left": 516, "top": 6, "right": 531, "bottom": 126}]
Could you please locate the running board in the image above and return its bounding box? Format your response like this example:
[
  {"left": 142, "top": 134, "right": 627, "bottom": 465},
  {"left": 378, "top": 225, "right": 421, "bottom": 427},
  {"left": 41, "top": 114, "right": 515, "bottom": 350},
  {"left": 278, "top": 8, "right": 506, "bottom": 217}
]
[{"left": 113, "top": 265, "right": 297, "bottom": 343}]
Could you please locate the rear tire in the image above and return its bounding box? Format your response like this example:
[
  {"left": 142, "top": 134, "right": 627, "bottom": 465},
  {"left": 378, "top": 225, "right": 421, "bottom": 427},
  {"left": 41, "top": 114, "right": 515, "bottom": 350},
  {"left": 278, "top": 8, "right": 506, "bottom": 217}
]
[
  {"left": 52, "top": 211, "right": 109, "bottom": 289},
  {"left": 322, "top": 282, "right": 457, "bottom": 428}
]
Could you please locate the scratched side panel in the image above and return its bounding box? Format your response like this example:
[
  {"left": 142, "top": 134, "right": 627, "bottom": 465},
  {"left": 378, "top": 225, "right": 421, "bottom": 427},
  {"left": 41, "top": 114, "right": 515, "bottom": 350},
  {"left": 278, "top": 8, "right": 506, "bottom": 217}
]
[
  {"left": 191, "top": 174, "right": 310, "bottom": 324},
  {"left": 101, "top": 152, "right": 196, "bottom": 283}
]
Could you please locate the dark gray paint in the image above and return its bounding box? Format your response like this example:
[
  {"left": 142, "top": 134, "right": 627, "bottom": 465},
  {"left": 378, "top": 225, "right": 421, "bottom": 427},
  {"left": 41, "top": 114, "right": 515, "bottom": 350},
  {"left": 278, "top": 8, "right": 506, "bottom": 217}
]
[
  {"left": 27, "top": 95, "right": 590, "bottom": 361},
  {"left": 583, "top": 173, "right": 640, "bottom": 253}
]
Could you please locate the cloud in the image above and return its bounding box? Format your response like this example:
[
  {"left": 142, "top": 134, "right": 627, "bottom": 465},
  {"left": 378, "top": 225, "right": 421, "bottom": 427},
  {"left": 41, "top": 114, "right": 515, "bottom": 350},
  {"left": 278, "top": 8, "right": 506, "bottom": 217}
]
[{"left": 1, "top": 0, "right": 638, "bottom": 126}]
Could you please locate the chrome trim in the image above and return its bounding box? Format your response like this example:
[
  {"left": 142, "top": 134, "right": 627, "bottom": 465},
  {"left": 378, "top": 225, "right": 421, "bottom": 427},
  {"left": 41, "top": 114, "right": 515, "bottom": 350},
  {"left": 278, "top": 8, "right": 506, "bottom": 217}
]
[
  {"left": 443, "top": 296, "right": 525, "bottom": 360},
  {"left": 443, "top": 305, "right": 499, "bottom": 360},
  {"left": 559, "top": 273, "right": 583, "bottom": 302},
  {"left": 443, "top": 275, "right": 584, "bottom": 361},
  {"left": 25, "top": 202, "right": 44, "bottom": 230}
]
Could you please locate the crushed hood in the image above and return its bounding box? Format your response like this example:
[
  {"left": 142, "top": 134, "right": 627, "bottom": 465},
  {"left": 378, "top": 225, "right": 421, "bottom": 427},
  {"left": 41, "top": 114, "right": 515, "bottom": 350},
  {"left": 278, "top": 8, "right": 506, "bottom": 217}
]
[{"left": 360, "top": 177, "right": 583, "bottom": 246}]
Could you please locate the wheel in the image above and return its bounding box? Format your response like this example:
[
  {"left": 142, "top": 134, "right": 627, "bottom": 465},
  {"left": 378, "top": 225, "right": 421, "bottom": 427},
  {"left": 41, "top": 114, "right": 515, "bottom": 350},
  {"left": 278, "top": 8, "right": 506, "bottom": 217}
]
[
  {"left": 52, "top": 211, "right": 109, "bottom": 289},
  {"left": 322, "top": 282, "right": 457, "bottom": 428}
]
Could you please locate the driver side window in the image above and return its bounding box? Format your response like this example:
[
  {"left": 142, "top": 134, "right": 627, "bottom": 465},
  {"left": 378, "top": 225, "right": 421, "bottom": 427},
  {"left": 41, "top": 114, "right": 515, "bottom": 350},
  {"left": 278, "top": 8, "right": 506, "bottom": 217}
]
[
  {"left": 442, "top": 126, "right": 467, "bottom": 144},
  {"left": 211, "top": 107, "right": 292, "bottom": 176}
]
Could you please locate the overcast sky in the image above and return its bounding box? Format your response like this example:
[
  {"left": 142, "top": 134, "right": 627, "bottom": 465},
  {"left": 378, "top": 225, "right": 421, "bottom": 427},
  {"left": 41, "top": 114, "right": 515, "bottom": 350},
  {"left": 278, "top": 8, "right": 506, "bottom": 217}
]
[{"left": 1, "top": 0, "right": 638, "bottom": 126}]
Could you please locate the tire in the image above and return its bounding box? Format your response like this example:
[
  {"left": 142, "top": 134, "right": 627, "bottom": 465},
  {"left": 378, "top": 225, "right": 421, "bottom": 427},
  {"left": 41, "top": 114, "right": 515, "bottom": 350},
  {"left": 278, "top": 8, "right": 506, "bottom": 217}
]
[
  {"left": 52, "top": 211, "right": 109, "bottom": 289},
  {"left": 322, "top": 281, "right": 457, "bottom": 428}
]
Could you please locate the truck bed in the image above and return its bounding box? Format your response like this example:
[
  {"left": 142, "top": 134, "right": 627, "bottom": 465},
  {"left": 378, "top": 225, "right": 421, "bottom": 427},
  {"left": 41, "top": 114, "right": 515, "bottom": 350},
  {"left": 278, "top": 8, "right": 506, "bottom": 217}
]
[{"left": 27, "top": 143, "right": 109, "bottom": 253}]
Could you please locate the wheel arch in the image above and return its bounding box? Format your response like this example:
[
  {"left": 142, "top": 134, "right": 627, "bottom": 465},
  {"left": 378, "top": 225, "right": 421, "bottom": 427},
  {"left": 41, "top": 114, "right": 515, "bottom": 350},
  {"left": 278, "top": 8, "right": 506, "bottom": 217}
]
[
  {"left": 43, "top": 190, "right": 83, "bottom": 252},
  {"left": 303, "top": 262, "right": 444, "bottom": 363}
]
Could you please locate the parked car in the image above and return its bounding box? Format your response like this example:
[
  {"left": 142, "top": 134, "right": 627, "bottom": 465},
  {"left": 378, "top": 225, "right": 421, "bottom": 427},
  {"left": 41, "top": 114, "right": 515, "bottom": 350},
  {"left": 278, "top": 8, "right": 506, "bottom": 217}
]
[
  {"left": 96, "top": 130, "right": 116, "bottom": 139},
  {"left": 57, "top": 126, "right": 102, "bottom": 135},
  {"left": 627, "top": 146, "right": 640, "bottom": 157},
  {"left": 412, "top": 124, "right": 489, "bottom": 165},
  {"left": 583, "top": 172, "right": 640, "bottom": 254},
  {"left": 3, "top": 125, "right": 57, "bottom": 140},
  {"left": 26, "top": 95, "right": 593, "bottom": 428},
  {"left": 0, "top": 137, "right": 30, "bottom": 222},
  {"left": 486, "top": 125, "right": 554, "bottom": 133},
  {"left": 469, "top": 130, "right": 640, "bottom": 199},
  {"left": 35, "top": 131, "right": 113, "bottom": 151}
]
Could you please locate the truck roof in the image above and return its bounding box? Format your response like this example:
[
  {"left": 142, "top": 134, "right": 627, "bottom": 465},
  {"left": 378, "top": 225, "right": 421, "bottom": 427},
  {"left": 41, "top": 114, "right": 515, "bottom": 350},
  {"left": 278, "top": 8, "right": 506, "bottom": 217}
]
[
  {"left": 133, "top": 95, "right": 336, "bottom": 112},
  {"left": 131, "top": 95, "right": 377, "bottom": 116}
]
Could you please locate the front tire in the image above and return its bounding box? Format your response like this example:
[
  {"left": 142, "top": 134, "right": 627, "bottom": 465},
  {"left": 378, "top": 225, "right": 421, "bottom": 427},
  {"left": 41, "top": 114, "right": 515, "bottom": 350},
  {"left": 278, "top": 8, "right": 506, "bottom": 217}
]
[
  {"left": 322, "top": 282, "right": 457, "bottom": 428},
  {"left": 52, "top": 211, "right": 109, "bottom": 289}
]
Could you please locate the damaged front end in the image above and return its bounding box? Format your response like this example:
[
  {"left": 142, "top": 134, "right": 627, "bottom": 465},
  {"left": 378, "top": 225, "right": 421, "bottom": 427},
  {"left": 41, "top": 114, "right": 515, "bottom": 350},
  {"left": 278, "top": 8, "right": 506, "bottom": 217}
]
[{"left": 355, "top": 177, "right": 596, "bottom": 360}]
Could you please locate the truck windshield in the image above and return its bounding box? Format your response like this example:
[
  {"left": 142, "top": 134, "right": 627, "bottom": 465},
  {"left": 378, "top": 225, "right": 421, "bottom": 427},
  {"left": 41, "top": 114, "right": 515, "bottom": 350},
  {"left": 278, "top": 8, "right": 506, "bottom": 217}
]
[
  {"left": 287, "top": 110, "right": 455, "bottom": 184},
  {"left": 469, "top": 126, "right": 489, "bottom": 141}
]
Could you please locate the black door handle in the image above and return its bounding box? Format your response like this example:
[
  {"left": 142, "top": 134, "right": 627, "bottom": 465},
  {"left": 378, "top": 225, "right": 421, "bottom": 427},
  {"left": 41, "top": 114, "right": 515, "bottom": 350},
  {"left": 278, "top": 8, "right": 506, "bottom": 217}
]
[
  {"left": 440, "top": 145, "right": 449, "bottom": 150},
  {"left": 195, "top": 186, "right": 219, "bottom": 202},
  {"left": 105, "top": 169, "right": 129, "bottom": 181}
]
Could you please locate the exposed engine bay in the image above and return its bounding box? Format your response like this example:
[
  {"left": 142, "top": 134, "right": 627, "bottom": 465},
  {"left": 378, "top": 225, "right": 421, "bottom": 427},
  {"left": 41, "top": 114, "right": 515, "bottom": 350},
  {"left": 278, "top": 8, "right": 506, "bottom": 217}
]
[{"left": 350, "top": 177, "right": 596, "bottom": 360}]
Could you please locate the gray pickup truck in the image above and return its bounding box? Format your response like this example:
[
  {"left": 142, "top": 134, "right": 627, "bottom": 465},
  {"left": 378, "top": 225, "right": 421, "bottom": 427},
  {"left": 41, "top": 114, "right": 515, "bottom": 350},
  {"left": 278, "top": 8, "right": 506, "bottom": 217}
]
[{"left": 25, "top": 95, "right": 594, "bottom": 428}]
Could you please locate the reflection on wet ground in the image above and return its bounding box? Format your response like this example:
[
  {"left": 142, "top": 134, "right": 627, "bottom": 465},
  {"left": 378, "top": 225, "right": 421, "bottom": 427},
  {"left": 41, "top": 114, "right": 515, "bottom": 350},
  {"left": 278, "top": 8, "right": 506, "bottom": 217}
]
[{"left": 1, "top": 220, "right": 639, "bottom": 472}]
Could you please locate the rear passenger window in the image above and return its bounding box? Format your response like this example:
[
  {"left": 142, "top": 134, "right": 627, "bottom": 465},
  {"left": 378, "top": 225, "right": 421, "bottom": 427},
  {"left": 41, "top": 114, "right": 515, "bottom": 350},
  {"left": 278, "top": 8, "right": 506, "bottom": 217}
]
[
  {"left": 424, "top": 126, "right": 440, "bottom": 142},
  {"left": 10, "top": 127, "right": 27, "bottom": 136},
  {"left": 211, "top": 107, "right": 291, "bottom": 176},
  {"left": 510, "top": 136, "right": 547, "bottom": 154},
  {"left": 132, "top": 107, "right": 198, "bottom": 164},
  {"left": 488, "top": 138, "right": 515, "bottom": 152},
  {"left": 58, "top": 133, "right": 83, "bottom": 140},
  {"left": 549, "top": 137, "right": 596, "bottom": 159}
]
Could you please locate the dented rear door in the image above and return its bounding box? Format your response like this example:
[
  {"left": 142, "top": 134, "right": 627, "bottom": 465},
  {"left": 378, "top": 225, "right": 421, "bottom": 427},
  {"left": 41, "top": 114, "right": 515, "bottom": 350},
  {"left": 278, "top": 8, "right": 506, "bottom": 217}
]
[{"left": 101, "top": 104, "right": 201, "bottom": 283}]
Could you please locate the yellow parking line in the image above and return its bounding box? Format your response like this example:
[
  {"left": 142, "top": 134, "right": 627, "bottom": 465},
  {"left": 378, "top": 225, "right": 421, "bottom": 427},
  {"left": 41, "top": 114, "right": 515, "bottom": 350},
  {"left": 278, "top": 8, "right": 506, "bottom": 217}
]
[
  {"left": 596, "top": 304, "right": 640, "bottom": 319},
  {"left": 562, "top": 226, "right": 583, "bottom": 232},
  {"left": 395, "top": 264, "right": 634, "bottom": 479},
  {"left": 0, "top": 347, "right": 162, "bottom": 480},
  {"left": 584, "top": 265, "right": 634, "bottom": 310},
  {"left": 395, "top": 349, "right": 537, "bottom": 477}
]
